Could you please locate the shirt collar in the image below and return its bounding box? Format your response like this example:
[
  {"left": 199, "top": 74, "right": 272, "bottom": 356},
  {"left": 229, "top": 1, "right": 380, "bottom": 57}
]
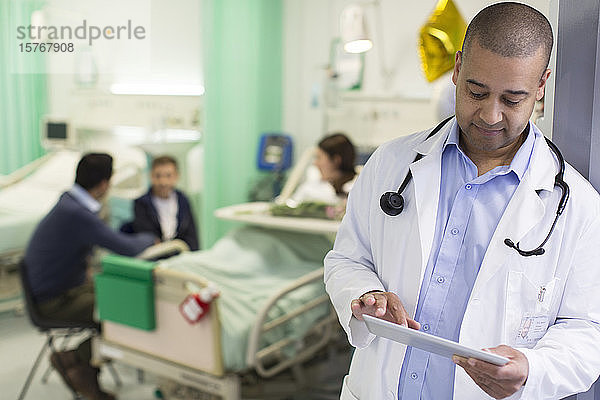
[
  {"left": 443, "top": 122, "right": 535, "bottom": 181},
  {"left": 507, "top": 124, "right": 534, "bottom": 180},
  {"left": 152, "top": 190, "right": 177, "bottom": 203},
  {"left": 445, "top": 122, "right": 461, "bottom": 149},
  {"left": 69, "top": 184, "right": 102, "bottom": 213}
]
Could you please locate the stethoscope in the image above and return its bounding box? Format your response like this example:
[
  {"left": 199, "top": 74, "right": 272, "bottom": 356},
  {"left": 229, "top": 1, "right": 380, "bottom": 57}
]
[{"left": 380, "top": 116, "right": 570, "bottom": 257}]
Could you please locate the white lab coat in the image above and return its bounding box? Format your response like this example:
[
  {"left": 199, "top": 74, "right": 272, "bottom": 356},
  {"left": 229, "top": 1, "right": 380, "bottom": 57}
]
[{"left": 325, "top": 119, "right": 600, "bottom": 400}]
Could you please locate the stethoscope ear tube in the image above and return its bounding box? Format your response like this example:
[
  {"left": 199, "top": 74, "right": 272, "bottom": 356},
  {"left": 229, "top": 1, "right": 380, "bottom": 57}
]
[
  {"left": 503, "top": 137, "right": 568, "bottom": 257},
  {"left": 504, "top": 238, "right": 545, "bottom": 256}
]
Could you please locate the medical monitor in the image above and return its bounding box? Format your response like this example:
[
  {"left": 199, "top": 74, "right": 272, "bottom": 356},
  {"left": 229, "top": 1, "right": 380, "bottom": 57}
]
[
  {"left": 257, "top": 134, "right": 293, "bottom": 171},
  {"left": 42, "top": 118, "right": 75, "bottom": 149}
]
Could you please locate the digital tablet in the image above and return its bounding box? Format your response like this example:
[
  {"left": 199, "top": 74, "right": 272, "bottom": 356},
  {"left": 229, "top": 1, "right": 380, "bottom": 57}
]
[{"left": 363, "top": 315, "right": 509, "bottom": 366}]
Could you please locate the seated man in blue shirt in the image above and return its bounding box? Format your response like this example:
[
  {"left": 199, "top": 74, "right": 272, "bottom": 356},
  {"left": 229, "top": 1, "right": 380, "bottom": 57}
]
[
  {"left": 24, "top": 153, "right": 156, "bottom": 400},
  {"left": 128, "top": 155, "right": 199, "bottom": 250}
]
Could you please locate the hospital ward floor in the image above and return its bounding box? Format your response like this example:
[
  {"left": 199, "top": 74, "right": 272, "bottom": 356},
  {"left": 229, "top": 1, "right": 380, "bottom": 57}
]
[{"left": 0, "top": 310, "right": 352, "bottom": 400}]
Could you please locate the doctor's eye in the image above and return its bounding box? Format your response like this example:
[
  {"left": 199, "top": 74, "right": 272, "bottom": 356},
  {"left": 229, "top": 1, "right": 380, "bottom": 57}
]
[
  {"left": 503, "top": 98, "right": 521, "bottom": 107},
  {"left": 469, "top": 90, "right": 486, "bottom": 100}
]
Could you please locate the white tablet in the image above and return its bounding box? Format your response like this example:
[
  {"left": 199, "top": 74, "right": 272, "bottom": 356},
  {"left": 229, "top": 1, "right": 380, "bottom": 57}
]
[{"left": 363, "top": 315, "right": 509, "bottom": 366}]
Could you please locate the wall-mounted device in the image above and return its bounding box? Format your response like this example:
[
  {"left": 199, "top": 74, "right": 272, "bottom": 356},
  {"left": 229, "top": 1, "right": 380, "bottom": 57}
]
[
  {"left": 42, "top": 117, "right": 75, "bottom": 149},
  {"left": 257, "top": 134, "right": 293, "bottom": 171}
]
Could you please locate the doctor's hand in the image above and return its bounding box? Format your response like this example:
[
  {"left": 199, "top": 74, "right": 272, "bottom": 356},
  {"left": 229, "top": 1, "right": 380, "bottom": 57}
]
[
  {"left": 453, "top": 345, "right": 529, "bottom": 399},
  {"left": 351, "top": 291, "right": 421, "bottom": 329}
]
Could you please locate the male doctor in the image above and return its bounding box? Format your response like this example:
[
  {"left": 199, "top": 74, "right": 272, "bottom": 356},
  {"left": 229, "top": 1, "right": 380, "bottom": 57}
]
[{"left": 325, "top": 3, "right": 600, "bottom": 400}]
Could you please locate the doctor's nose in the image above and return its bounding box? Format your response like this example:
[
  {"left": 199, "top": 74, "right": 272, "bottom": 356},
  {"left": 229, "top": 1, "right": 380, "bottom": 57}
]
[{"left": 478, "top": 100, "right": 503, "bottom": 127}]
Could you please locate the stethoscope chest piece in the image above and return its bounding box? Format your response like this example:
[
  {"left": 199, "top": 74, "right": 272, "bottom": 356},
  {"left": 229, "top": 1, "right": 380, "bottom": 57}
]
[
  {"left": 380, "top": 192, "right": 404, "bottom": 216},
  {"left": 378, "top": 115, "right": 454, "bottom": 218}
]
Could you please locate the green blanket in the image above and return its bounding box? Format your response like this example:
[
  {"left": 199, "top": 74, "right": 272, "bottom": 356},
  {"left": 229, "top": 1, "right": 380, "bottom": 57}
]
[{"left": 158, "top": 226, "right": 332, "bottom": 371}]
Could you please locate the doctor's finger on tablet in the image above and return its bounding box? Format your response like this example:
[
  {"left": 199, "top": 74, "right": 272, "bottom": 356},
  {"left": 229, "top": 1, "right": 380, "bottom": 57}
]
[
  {"left": 352, "top": 292, "right": 420, "bottom": 329},
  {"left": 351, "top": 292, "right": 387, "bottom": 320}
]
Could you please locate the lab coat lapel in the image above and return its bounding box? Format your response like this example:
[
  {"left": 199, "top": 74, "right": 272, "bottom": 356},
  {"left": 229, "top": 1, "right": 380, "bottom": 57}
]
[
  {"left": 410, "top": 125, "right": 450, "bottom": 284},
  {"left": 472, "top": 128, "right": 556, "bottom": 292}
]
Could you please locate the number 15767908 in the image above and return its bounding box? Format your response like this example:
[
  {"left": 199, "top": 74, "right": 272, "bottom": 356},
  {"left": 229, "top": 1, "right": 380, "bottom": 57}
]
[{"left": 19, "top": 42, "right": 74, "bottom": 52}]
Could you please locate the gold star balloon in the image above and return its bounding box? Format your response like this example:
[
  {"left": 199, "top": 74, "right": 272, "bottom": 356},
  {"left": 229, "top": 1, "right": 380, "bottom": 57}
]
[{"left": 418, "top": 0, "right": 467, "bottom": 82}]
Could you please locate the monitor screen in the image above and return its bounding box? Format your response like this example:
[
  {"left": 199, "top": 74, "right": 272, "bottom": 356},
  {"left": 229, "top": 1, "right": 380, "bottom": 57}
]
[
  {"left": 42, "top": 118, "right": 73, "bottom": 149},
  {"left": 46, "top": 122, "right": 68, "bottom": 140}
]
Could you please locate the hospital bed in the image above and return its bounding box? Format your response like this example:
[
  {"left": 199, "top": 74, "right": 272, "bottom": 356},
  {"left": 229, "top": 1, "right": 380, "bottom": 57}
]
[
  {"left": 0, "top": 148, "right": 148, "bottom": 312},
  {"left": 93, "top": 227, "right": 338, "bottom": 400},
  {"left": 91, "top": 146, "right": 364, "bottom": 399}
]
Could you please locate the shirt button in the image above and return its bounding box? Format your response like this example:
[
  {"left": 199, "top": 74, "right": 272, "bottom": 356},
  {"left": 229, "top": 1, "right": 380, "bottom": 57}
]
[
  {"left": 451, "top": 228, "right": 459, "bottom": 235},
  {"left": 410, "top": 372, "right": 418, "bottom": 380},
  {"left": 465, "top": 184, "right": 472, "bottom": 190},
  {"left": 436, "top": 276, "right": 445, "bottom": 284},
  {"left": 423, "top": 324, "right": 430, "bottom": 331}
]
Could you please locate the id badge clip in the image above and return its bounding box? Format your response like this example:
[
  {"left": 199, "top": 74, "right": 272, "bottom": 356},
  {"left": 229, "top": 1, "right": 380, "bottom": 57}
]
[{"left": 515, "top": 286, "right": 551, "bottom": 346}]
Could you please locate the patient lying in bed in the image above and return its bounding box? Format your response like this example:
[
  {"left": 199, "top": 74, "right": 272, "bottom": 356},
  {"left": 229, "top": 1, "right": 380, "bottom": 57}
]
[
  {"left": 156, "top": 225, "right": 332, "bottom": 371},
  {"left": 271, "top": 133, "right": 358, "bottom": 220}
]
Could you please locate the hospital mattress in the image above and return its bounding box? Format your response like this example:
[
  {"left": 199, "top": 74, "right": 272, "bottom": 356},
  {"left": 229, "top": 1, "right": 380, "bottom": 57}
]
[
  {"left": 157, "top": 226, "right": 332, "bottom": 371},
  {"left": 0, "top": 151, "right": 80, "bottom": 253},
  {"left": 0, "top": 149, "right": 147, "bottom": 253}
]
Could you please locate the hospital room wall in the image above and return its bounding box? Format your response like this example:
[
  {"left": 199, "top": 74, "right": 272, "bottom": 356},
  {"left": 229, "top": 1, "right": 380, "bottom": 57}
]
[
  {"left": 4, "top": 0, "right": 204, "bottom": 179},
  {"left": 44, "top": 0, "right": 202, "bottom": 133},
  {"left": 201, "top": 0, "right": 283, "bottom": 248},
  {"left": 282, "top": 0, "right": 550, "bottom": 157},
  {"left": 0, "top": 0, "right": 46, "bottom": 175},
  {"left": 40, "top": 0, "right": 204, "bottom": 229}
]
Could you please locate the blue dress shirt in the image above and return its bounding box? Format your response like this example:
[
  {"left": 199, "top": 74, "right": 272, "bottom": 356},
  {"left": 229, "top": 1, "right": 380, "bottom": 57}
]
[{"left": 397, "top": 121, "right": 535, "bottom": 399}]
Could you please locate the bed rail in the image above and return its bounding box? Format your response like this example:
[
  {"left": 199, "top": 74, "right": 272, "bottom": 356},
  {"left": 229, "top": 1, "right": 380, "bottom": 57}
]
[
  {"left": 246, "top": 267, "right": 337, "bottom": 378},
  {"left": 137, "top": 239, "right": 190, "bottom": 261},
  {"left": 98, "top": 263, "right": 226, "bottom": 377}
]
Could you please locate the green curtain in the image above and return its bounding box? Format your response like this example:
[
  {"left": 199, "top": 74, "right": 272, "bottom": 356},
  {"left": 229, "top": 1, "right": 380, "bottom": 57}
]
[
  {"left": 201, "top": 0, "right": 283, "bottom": 248},
  {"left": 0, "top": 0, "right": 46, "bottom": 175}
]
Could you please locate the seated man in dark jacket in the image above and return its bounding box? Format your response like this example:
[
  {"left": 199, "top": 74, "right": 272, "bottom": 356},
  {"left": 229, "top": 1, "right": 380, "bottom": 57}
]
[
  {"left": 129, "top": 155, "right": 199, "bottom": 250},
  {"left": 24, "top": 153, "right": 156, "bottom": 400}
]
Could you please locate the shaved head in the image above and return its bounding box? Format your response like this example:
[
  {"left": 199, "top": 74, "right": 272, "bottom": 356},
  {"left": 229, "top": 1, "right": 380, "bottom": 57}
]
[{"left": 462, "top": 2, "right": 553, "bottom": 71}]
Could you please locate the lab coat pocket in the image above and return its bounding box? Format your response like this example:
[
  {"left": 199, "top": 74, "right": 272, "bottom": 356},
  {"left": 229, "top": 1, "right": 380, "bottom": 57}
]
[{"left": 505, "top": 270, "right": 559, "bottom": 349}]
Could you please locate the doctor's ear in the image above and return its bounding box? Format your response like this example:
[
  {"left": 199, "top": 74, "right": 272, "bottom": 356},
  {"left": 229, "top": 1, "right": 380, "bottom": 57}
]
[
  {"left": 536, "top": 69, "right": 551, "bottom": 101},
  {"left": 452, "top": 51, "right": 462, "bottom": 85}
]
